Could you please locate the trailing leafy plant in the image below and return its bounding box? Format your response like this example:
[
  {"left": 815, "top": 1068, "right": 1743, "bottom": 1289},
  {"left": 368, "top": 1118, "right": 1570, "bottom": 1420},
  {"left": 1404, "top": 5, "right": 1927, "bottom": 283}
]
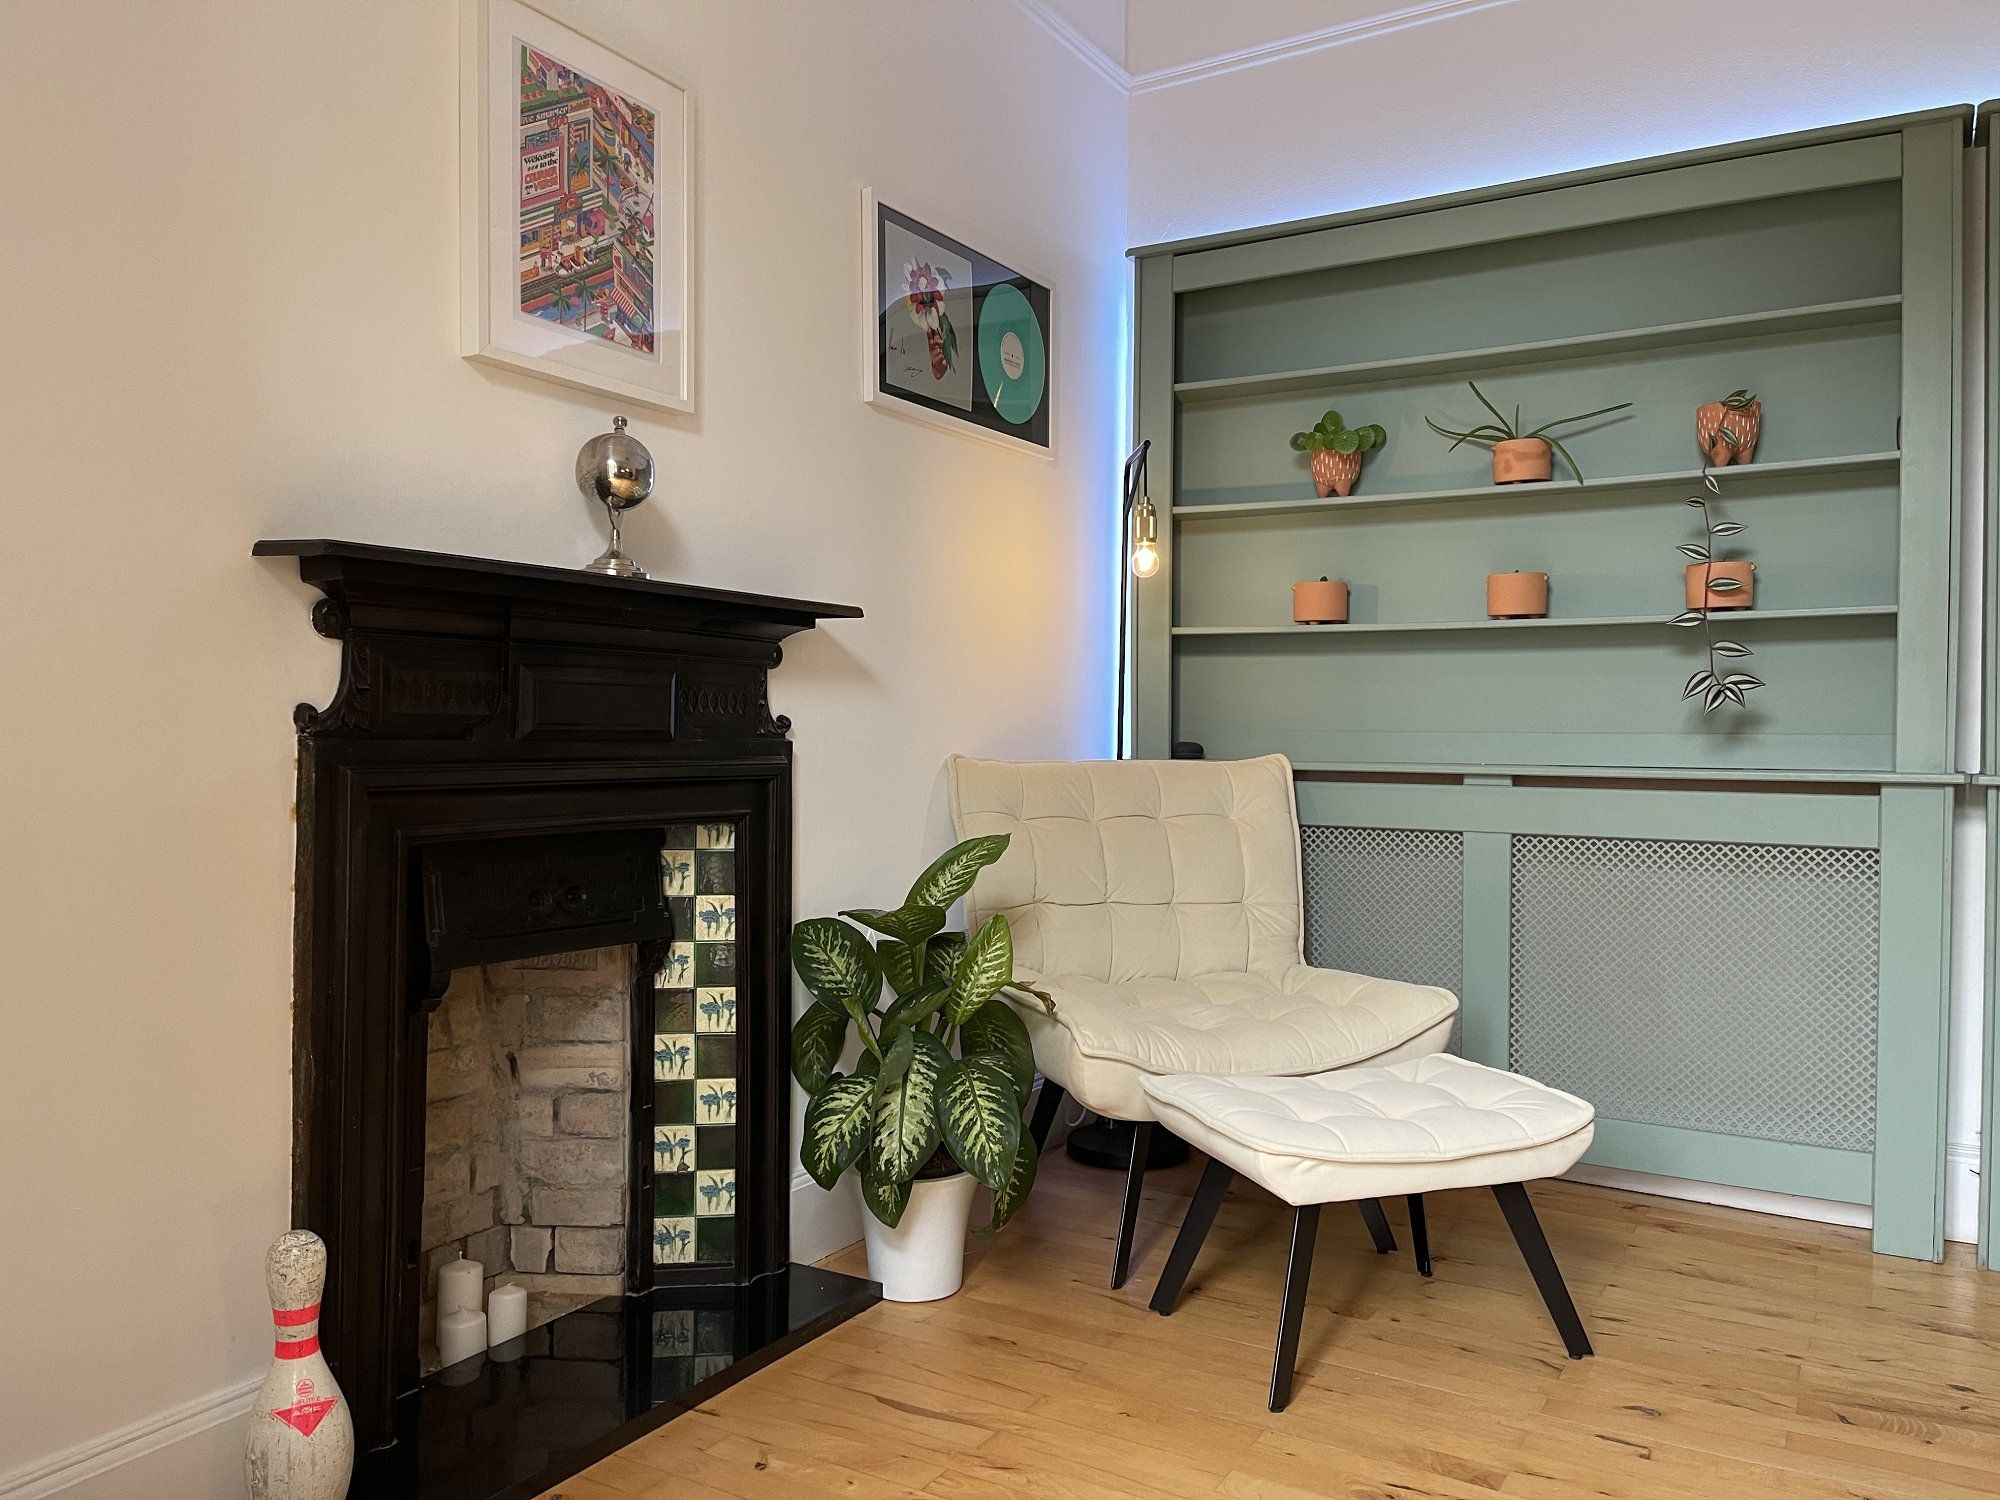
[
  {"left": 789, "top": 835, "right": 1053, "bottom": 1233},
  {"left": 1424, "top": 381, "right": 1632, "bottom": 481},
  {"left": 1288, "top": 409, "right": 1386, "bottom": 456},
  {"left": 1672, "top": 456, "right": 1763, "bottom": 712}
]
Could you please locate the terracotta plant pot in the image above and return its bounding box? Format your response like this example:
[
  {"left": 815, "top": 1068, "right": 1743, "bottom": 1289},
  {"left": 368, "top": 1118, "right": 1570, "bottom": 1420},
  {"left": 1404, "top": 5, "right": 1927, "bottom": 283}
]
[
  {"left": 1491, "top": 438, "right": 1553, "bottom": 484},
  {"left": 1697, "top": 399, "right": 1761, "bottom": 466},
  {"left": 1310, "top": 449, "right": 1364, "bottom": 498},
  {"left": 1686, "top": 560, "right": 1756, "bottom": 611},
  {"left": 1486, "top": 571, "right": 1549, "bottom": 619},
  {"left": 1292, "top": 579, "right": 1349, "bottom": 624}
]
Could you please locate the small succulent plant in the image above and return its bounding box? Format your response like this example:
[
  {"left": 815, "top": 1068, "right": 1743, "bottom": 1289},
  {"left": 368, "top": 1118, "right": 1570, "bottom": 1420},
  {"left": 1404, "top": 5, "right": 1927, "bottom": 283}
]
[
  {"left": 1289, "top": 410, "right": 1386, "bottom": 456},
  {"left": 1425, "top": 381, "right": 1632, "bottom": 481}
]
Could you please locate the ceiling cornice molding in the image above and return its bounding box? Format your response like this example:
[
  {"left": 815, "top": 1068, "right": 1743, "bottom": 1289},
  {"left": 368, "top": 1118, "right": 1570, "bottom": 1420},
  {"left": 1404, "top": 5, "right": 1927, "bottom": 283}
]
[
  {"left": 1127, "top": 0, "right": 1525, "bottom": 95},
  {"left": 1007, "top": 0, "right": 1133, "bottom": 93}
]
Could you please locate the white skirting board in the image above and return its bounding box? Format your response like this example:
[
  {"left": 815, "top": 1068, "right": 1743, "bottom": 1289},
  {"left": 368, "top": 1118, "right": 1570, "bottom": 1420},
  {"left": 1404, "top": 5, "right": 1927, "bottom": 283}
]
[{"left": 0, "top": 1374, "right": 258, "bottom": 1499}]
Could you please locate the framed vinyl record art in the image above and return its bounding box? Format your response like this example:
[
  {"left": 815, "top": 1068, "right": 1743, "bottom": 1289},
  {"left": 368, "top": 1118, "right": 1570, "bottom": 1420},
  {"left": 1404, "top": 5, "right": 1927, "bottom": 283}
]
[
  {"left": 862, "top": 192, "right": 1053, "bottom": 455},
  {"left": 460, "top": 0, "right": 693, "bottom": 413}
]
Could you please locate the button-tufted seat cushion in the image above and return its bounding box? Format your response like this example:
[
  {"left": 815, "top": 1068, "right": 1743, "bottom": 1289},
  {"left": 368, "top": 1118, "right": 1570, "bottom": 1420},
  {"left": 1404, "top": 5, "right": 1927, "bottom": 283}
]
[
  {"left": 1142, "top": 1056, "right": 1596, "bottom": 1206},
  {"left": 947, "top": 754, "right": 1458, "bottom": 1119}
]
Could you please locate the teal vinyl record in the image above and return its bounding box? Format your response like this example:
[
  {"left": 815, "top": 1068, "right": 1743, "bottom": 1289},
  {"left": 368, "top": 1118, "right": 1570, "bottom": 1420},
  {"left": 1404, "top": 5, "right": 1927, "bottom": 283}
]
[{"left": 977, "top": 283, "right": 1047, "bottom": 426}]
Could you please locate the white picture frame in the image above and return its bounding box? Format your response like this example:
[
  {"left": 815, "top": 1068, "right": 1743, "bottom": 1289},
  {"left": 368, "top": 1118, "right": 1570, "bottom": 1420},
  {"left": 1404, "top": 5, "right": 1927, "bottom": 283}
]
[
  {"left": 459, "top": 0, "right": 693, "bottom": 414},
  {"left": 860, "top": 189, "right": 1054, "bottom": 458}
]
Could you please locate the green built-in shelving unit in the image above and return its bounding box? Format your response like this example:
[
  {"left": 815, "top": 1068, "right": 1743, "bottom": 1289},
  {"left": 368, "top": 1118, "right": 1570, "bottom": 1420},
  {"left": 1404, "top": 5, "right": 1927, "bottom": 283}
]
[{"left": 1132, "top": 108, "right": 1970, "bottom": 1260}]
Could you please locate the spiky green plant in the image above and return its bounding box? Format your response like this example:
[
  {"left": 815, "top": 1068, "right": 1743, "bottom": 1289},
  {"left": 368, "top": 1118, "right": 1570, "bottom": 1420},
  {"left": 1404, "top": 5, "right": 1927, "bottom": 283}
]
[
  {"left": 1424, "top": 381, "right": 1632, "bottom": 482},
  {"left": 790, "top": 836, "right": 1052, "bottom": 1233}
]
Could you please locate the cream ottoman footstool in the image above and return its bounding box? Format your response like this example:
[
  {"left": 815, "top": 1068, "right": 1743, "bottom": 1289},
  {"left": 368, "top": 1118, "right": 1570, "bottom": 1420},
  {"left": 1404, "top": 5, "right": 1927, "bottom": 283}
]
[{"left": 1142, "top": 1055, "right": 1596, "bottom": 1411}]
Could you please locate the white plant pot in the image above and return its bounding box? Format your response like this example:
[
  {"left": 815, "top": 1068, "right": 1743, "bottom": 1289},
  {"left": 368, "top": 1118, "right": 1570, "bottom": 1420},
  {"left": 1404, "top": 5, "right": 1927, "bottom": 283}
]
[{"left": 861, "top": 1172, "right": 977, "bottom": 1302}]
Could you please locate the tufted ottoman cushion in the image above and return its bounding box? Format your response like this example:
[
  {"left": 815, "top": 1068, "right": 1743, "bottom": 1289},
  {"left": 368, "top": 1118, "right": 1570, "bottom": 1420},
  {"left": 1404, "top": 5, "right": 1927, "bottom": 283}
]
[
  {"left": 1022, "top": 967, "right": 1457, "bottom": 1119},
  {"left": 1142, "top": 1055, "right": 1595, "bottom": 1206}
]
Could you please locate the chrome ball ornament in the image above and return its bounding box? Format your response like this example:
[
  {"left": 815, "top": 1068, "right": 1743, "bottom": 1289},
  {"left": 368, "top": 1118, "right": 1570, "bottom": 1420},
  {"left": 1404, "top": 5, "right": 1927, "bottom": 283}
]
[{"left": 576, "top": 415, "right": 654, "bottom": 577}]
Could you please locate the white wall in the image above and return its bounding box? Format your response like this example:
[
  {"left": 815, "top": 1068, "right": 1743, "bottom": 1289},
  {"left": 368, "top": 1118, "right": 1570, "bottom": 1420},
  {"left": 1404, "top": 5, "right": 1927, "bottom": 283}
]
[
  {"left": 0, "top": 1, "right": 1127, "bottom": 1492},
  {"left": 1124, "top": 0, "right": 2000, "bottom": 1243}
]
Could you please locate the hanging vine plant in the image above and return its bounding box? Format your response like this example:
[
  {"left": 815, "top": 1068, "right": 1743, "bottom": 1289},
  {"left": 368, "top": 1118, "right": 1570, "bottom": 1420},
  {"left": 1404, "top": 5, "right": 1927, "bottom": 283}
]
[{"left": 1673, "top": 459, "right": 1763, "bottom": 712}]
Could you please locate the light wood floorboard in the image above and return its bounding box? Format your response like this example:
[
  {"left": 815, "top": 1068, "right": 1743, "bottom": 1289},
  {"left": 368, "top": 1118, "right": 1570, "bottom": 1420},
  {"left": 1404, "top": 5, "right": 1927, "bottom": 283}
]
[{"left": 539, "top": 1151, "right": 2000, "bottom": 1499}]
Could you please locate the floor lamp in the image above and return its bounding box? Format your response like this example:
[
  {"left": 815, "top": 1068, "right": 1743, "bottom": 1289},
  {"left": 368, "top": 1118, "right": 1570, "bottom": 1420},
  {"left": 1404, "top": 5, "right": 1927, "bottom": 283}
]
[
  {"left": 1115, "top": 439, "right": 1157, "bottom": 760},
  {"left": 1076, "top": 439, "right": 1189, "bottom": 1173}
]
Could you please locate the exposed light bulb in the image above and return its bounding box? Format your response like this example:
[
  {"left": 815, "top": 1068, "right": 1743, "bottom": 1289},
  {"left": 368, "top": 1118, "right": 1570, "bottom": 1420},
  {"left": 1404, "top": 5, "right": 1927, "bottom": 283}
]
[{"left": 1128, "top": 493, "right": 1159, "bottom": 580}]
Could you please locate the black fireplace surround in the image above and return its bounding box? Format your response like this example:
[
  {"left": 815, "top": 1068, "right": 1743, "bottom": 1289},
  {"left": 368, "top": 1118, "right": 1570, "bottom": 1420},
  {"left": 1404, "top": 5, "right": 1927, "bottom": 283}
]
[{"left": 257, "top": 540, "right": 872, "bottom": 1495}]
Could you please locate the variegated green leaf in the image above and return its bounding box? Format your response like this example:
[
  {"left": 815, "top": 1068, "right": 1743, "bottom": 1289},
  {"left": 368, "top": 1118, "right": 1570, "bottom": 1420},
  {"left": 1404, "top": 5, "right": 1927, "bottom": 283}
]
[
  {"left": 790, "top": 1002, "right": 847, "bottom": 1093},
  {"left": 869, "top": 1031, "right": 948, "bottom": 1181},
  {"left": 881, "top": 979, "right": 949, "bottom": 1041},
  {"left": 924, "top": 931, "right": 967, "bottom": 988},
  {"left": 800, "top": 1075, "right": 875, "bottom": 1190},
  {"left": 876, "top": 1025, "right": 916, "bottom": 1091},
  {"left": 937, "top": 1053, "right": 1023, "bottom": 1190},
  {"left": 976, "top": 1133, "right": 1039, "bottom": 1239},
  {"left": 878, "top": 938, "right": 922, "bottom": 995},
  {"left": 906, "top": 835, "right": 1010, "bottom": 908},
  {"left": 860, "top": 1157, "right": 912, "bottom": 1228},
  {"left": 791, "top": 917, "right": 881, "bottom": 1010},
  {"left": 947, "top": 914, "right": 1013, "bottom": 1024},
  {"left": 959, "top": 997, "right": 1034, "bottom": 1101},
  {"left": 842, "top": 903, "right": 947, "bottom": 946}
]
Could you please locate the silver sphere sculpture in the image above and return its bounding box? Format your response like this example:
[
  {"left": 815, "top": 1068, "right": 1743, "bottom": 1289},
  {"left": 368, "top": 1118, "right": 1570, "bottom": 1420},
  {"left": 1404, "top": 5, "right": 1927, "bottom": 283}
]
[{"left": 576, "top": 415, "right": 654, "bottom": 577}]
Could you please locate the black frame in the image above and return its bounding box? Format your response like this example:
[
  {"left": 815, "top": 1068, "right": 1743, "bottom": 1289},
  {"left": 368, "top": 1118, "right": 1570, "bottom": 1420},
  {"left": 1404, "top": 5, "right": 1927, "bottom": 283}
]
[{"left": 870, "top": 199, "right": 1052, "bottom": 450}]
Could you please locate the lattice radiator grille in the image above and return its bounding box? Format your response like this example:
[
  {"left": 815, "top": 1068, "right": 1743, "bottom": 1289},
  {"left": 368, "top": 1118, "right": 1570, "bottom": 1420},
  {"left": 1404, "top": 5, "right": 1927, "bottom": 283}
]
[
  {"left": 1508, "top": 835, "right": 1878, "bottom": 1152},
  {"left": 1301, "top": 828, "right": 1464, "bottom": 1047}
]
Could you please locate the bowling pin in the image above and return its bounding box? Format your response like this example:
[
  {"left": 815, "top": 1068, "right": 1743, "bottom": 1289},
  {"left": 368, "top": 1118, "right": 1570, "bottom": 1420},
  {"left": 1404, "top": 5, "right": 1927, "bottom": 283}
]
[{"left": 244, "top": 1231, "right": 354, "bottom": 1500}]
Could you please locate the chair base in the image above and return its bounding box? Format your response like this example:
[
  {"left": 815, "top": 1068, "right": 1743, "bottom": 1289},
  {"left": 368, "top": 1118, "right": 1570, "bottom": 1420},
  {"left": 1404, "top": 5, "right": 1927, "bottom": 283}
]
[{"left": 1065, "top": 1117, "right": 1190, "bottom": 1172}]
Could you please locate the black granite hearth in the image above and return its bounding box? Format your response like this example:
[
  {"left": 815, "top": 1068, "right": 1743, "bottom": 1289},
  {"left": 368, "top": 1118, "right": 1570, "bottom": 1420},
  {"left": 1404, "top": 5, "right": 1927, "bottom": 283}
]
[{"left": 355, "top": 1265, "right": 878, "bottom": 1499}]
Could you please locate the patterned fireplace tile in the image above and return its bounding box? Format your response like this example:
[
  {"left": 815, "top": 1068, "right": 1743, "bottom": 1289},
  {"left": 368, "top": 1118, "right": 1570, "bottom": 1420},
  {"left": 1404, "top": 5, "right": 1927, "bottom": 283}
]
[{"left": 653, "top": 821, "right": 739, "bottom": 1266}]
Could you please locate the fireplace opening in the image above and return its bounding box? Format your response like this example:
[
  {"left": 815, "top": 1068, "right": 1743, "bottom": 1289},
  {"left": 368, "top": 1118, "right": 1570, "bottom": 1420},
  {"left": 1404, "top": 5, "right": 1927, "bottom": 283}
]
[
  {"left": 420, "top": 945, "right": 635, "bottom": 1373},
  {"left": 417, "top": 821, "right": 748, "bottom": 1372}
]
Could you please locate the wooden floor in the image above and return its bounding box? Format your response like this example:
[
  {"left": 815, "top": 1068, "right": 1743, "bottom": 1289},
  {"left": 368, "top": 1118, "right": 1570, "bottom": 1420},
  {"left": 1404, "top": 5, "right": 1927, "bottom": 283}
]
[{"left": 540, "top": 1150, "right": 2000, "bottom": 1499}]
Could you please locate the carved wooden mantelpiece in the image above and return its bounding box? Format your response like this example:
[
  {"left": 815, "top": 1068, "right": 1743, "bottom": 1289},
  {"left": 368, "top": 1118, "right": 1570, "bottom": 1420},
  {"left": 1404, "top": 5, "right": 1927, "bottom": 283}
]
[
  {"left": 256, "top": 539, "right": 860, "bottom": 1456},
  {"left": 257, "top": 539, "right": 859, "bottom": 749}
]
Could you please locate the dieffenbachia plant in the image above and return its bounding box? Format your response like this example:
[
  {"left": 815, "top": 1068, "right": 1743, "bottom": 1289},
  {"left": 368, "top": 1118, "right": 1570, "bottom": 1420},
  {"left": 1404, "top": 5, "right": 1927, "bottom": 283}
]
[
  {"left": 789, "top": 835, "right": 1052, "bottom": 1233},
  {"left": 1673, "top": 458, "right": 1763, "bottom": 712}
]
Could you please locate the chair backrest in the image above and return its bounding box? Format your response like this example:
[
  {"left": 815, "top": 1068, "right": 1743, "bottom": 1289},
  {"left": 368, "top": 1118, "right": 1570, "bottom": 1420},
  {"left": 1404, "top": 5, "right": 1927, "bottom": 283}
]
[{"left": 946, "top": 755, "right": 1304, "bottom": 984}]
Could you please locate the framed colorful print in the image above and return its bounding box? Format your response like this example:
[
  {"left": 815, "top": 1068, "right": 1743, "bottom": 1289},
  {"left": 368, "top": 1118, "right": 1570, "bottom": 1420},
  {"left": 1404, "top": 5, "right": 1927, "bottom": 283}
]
[
  {"left": 861, "top": 191, "right": 1053, "bottom": 456},
  {"left": 459, "top": 0, "right": 693, "bottom": 413}
]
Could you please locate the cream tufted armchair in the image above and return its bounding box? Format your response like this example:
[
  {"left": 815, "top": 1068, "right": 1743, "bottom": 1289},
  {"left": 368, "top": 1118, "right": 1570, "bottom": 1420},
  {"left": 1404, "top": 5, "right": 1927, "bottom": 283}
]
[{"left": 948, "top": 753, "right": 1459, "bottom": 1286}]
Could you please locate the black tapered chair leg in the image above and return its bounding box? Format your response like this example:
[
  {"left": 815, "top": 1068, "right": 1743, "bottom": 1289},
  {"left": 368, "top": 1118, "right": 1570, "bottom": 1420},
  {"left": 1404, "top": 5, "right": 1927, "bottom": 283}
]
[
  {"left": 1150, "top": 1158, "right": 1235, "bottom": 1315},
  {"left": 1268, "top": 1203, "right": 1322, "bottom": 1412},
  {"left": 1026, "top": 1080, "right": 1066, "bottom": 1152},
  {"left": 1407, "top": 1193, "right": 1432, "bottom": 1277},
  {"left": 1356, "top": 1197, "right": 1396, "bottom": 1255},
  {"left": 1110, "top": 1121, "right": 1153, "bottom": 1289},
  {"left": 1491, "top": 1182, "right": 1592, "bottom": 1358}
]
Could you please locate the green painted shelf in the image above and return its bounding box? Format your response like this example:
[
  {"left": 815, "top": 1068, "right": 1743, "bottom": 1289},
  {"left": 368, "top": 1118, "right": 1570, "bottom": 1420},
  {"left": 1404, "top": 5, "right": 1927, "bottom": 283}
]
[
  {"left": 1172, "top": 295, "right": 1903, "bottom": 405},
  {"left": 1170, "top": 604, "right": 1897, "bottom": 637},
  {"left": 1170, "top": 451, "right": 1900, "bottom": 521}
]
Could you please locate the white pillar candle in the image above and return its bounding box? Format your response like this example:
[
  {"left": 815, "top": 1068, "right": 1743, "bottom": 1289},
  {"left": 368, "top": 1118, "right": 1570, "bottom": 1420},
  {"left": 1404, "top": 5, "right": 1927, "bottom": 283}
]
[
  {"left": 486, "top": 1284, "right": 528, "bottom": 1349},
  {"left": 437, "top": 1307, "right": 487, "bottom": 1368},
  {"left": 436, "top": 1255, "right": 482, "bottom": 1318}
]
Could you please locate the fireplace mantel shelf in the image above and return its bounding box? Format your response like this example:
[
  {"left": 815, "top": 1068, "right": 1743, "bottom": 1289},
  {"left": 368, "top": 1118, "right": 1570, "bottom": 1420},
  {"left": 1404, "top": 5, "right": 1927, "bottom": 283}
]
[
  {"left": 257, "top": 538, "right": 860, "bottom": 744},
  {"left": 255, "top": 538, "right": 863, "bottom": 640}
]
